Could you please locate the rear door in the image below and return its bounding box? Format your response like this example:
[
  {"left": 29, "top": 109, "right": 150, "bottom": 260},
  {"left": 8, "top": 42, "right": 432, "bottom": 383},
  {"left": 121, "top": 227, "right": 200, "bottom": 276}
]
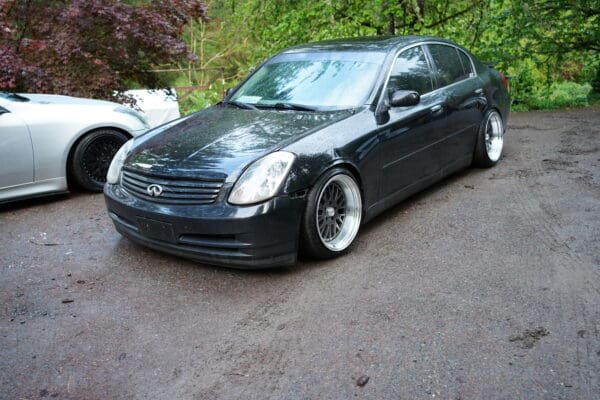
[
  {"left": 424, "top": 43, "right": 483, "bottom": 168},
  {"left": 0, "top": 107, "right": 34, "bottom": 188}
]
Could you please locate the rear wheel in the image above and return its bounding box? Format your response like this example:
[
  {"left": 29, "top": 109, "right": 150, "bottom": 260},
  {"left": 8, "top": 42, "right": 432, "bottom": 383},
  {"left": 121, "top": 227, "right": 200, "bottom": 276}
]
[
  {"left": 70, "top": 129, "right": 129, "bottom": 192},
  {"left": 300, "top": 168, "right": 362, "bottom": 259},
  {"left": 473, "top": 109, "right": 504, "bottom": 167}
]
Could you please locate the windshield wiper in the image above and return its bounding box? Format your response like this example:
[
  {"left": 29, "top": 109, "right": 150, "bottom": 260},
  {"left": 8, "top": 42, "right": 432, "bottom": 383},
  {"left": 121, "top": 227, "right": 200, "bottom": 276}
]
[
  {"left": 0, "top": 92, "right": 30, "bottom": 102},
  {"left": 223, "top": 100, "right": 258, "bottom": 110},
  {"left": 259, "top": 102, "right": 318, "bottom": 112}
]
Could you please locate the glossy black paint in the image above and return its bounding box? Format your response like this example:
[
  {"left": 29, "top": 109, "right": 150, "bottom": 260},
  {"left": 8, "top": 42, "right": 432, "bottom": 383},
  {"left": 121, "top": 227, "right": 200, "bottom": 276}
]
[
  {"left": 390, "top": 90, "right": 420, "bottom": 107},
  {"left": 126, "top": 106, "right": 354, "bottom": 181},
  {"left": 105, "top": 184, "right": 304, "bottom": 267},
  {"left": 105, "top": 35, "right": 510, "bottom": 268}
]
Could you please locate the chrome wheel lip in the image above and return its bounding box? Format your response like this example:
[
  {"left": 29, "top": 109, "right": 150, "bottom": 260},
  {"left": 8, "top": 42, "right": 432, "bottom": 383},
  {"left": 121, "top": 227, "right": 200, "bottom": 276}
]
[
  {"left": 316, "top": 174, "right": 362, "bottom": 252},
  {"left": 485, "top": 111, "right": 504, "bottom": 162}
]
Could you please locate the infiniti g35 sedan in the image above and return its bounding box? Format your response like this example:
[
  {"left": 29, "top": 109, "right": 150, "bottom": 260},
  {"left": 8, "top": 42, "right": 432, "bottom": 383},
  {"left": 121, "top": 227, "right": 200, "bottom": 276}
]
[
  {"left": 0, "top": 92, "right": 149, "bottom": 203},
  {"left": 104, "top": 36, "right": 509, "bottom": 268}
]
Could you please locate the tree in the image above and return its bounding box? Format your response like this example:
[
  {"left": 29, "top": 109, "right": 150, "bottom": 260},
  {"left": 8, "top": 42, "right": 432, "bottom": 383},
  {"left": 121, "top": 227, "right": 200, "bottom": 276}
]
[
  {"left": 0, "top": 0, "right": 208, "bottom": 100},
  {"left": 205, "top": 0, "right": 598, "bottom": 109},
  {"left": 511, "top": 0, "right": 599, "bottom": 55},
  {"left": 209, "top": 0, "right": 494, "bottom": 64}
]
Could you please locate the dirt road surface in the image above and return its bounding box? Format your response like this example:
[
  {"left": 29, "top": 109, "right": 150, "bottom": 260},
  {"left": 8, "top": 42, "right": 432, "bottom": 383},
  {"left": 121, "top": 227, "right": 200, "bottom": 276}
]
[{"left": 1, "top": 107, "right": 599, "bottom": 399}]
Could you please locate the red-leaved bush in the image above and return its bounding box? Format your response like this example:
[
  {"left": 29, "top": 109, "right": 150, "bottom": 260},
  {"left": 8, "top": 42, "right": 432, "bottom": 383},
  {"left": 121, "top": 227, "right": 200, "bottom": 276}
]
[{"left": 0, "top": 0, "right": 207, "bottom": 100}]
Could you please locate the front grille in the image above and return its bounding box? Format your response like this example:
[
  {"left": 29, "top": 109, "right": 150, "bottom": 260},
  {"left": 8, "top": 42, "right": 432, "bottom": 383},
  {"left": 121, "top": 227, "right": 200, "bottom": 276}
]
[{"left": 121, "top": 169, "right": 224, "bottom": 205}]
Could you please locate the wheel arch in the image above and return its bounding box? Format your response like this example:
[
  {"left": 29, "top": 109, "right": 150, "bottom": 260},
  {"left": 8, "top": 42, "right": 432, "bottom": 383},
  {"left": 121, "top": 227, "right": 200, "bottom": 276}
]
[
  {"left": 65, "top": 126, "right": 132, "bottom": 189},
  {"left": 474, "top": 106, "right": 503, "bottom": 150},
  {"left": 299, "top": 159, "right": 364, "bottom": 259},
  {"left": 329, "top": 160, "right": 363, "bottom": 191},
  {"left": 313, "top": 160, "right": 366, "bottom": 213},
  {"left": 487, "top": 105, "right": 505, "bottom": 125},
  {"left": 472, "top": 107, "right": 504, "bottom": 168}
]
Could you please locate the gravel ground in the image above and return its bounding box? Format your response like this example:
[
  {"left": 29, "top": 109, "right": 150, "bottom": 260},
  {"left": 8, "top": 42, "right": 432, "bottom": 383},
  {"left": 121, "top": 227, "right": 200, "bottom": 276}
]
[{"left": 1, "top": 107, "right": 599, "bottom": 399}]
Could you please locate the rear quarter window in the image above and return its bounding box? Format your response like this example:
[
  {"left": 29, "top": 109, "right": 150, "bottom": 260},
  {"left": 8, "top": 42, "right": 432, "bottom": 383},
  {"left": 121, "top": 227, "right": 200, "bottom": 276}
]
[
  {"left": 457, "top": 50, "right": 474, "bottom": 77},
  {"left": 427, "top": 44, "right": 471, "bottom": 88}
]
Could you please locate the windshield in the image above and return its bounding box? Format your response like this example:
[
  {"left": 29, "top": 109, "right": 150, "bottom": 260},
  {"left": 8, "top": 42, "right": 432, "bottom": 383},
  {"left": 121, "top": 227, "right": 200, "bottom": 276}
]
[{"left": 230, "top": 52, "right": 384, "bottom": 110}]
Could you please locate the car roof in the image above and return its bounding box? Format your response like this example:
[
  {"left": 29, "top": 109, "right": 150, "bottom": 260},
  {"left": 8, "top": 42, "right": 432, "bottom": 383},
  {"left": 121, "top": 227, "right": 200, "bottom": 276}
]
[{"left": 281, "top": 35, "right": 456, "bottom": 54}]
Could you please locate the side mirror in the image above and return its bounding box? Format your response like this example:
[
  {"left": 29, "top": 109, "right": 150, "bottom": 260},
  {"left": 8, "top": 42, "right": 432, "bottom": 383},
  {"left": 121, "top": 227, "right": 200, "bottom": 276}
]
[{"left": 390, "top": 90, "right": 420, "bottom": 107}]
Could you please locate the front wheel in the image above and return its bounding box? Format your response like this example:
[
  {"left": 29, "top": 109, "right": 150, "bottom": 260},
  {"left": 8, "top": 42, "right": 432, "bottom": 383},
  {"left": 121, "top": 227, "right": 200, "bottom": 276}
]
[
  {"left": 473, "top": 109, "right": 504, "bottom": 167},
  {"left": 300, "top": 168, "right": 362, "bottom": 259},
  {"left": 70, "top": 129, "right": 129, "bottom": 192}
]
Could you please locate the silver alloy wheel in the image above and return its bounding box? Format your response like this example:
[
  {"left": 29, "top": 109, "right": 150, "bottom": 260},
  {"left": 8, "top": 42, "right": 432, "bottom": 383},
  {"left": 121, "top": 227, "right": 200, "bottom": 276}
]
[
  {"left": 316, "top": 174, "right": 362, "bottom": 251},
  {"left": 485, "top": 111, "right": 504, "bottom": 162}
]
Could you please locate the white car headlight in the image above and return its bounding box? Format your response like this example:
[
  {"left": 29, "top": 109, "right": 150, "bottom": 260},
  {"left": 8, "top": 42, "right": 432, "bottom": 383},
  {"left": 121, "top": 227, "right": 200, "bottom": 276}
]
[
  {"left": 106, "top": 139, "right": 134, "bottom": 184},
  {"left": 228, "top": 151, "right": 296, "bottom": 205}
]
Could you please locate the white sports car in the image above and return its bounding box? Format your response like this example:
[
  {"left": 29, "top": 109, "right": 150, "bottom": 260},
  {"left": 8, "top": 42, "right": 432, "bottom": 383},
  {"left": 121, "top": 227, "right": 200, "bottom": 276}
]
[{"left": 0, "top": 92, "right": 149, "bottom": 203}]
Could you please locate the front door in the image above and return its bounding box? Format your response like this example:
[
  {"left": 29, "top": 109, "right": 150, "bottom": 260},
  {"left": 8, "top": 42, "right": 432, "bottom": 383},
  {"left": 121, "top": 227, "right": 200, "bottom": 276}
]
[
  {"left": 378, "top": 45, "right": 447, "bottom": 197},
  {"left": 0, "top": 108, "right": 34, "bottom": 188}
]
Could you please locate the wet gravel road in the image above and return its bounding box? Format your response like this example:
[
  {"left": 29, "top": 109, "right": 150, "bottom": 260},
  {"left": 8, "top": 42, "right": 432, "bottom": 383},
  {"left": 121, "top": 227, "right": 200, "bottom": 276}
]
[{"left": 1, "top": 107, "right": 599, "bottom": 399}]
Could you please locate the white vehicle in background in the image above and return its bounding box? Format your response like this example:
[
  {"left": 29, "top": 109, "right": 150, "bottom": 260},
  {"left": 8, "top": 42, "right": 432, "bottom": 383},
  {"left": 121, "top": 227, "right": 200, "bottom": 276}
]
[
  {"left": 123, "top": 89, "right": 180, "bottom": 128},
  {"left": 0, "top": 92, "right": 149, "bottom": 203}
]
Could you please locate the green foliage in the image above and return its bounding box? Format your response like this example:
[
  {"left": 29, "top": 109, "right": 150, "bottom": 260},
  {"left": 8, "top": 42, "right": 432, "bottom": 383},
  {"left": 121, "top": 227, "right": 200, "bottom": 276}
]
[
  {"left": 178, "top": 88, "right": 223, "bottom": 115},
  {"left": 527, "top": 82, "right": 592, "bottom": 110},
  {"left": 592, "top": 66, "right": 600, "bottom": 94},
  {"left": 173, "top": 0, "right": 600, "bottom": 113},
  {"left": 173, "top": 74, "right": 225, "bottom": 114}
]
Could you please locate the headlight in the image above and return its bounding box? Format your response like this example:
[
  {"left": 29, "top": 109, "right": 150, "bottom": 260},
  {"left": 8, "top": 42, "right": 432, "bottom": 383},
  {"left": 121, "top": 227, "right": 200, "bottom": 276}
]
[
  {"left": 228, "top": 151, "right": 296, "bottom": 205},
  {"left": 114, "top": 105, "right": 150, "bottom": 128},
  {"left": 106, "top": 139, "right": 134, "bottom": 184}
]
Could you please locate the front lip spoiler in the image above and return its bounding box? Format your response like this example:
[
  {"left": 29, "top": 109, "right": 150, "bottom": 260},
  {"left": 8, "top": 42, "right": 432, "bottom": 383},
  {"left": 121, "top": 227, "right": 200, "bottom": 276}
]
[{"left": 110, "top": 213, "right": 296, "bottom": 268}]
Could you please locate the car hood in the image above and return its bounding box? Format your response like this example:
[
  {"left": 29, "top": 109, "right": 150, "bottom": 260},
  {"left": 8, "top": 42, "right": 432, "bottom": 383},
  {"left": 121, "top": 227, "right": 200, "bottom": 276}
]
[
  {"left": 125, "top": 105, "right": 353, "bottom": 179},
  {"left": 19, "top": 93, "right": 118, "bottom": 108},
  {"left": 0, "top": 93, "right": 149, "bottom": 133}
]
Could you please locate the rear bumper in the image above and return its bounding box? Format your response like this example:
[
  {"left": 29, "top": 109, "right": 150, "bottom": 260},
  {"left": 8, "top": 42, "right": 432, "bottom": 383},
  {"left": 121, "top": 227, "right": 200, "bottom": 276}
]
[{"left": 104, "top": 184, "right": 305, "bottom": 268}]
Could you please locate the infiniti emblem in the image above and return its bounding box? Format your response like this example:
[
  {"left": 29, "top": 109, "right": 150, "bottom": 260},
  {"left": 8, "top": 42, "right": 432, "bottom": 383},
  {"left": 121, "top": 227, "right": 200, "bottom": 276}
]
[{"left": 146, "top": 184, "right": 163, "bottom": 197}]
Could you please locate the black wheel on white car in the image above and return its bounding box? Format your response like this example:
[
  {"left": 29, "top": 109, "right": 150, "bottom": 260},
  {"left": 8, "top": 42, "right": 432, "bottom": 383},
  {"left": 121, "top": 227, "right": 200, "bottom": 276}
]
[
  {"left": 71, "top": 129, "right": 129, "bottom": 192},
  {"left": 473, "top": 109, "right": 504, "bottom": 167},
  {"left": 300, "top": 168, "right": 362, "bottom": 259}
]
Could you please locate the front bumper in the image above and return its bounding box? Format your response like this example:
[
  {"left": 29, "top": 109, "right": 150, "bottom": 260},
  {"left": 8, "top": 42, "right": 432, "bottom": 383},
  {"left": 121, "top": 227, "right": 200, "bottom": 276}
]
[{"left": 104, "top": 184, "right": 305, "bottom": 268}]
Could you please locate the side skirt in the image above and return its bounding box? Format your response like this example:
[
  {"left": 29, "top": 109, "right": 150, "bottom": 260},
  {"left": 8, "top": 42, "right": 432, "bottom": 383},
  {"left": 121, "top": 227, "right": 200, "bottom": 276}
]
[
  {"left": 0, "top": 177, "right": 68, "bottom": 204},
  {"left": 363, "top": 155, "right": 472, "bottom": 223}
]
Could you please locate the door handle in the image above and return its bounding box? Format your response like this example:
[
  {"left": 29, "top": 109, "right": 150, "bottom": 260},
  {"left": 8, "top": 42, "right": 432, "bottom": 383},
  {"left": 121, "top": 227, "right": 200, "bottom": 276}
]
[{"left": 430, "top": 105, "right": 443, "bottom": 114}]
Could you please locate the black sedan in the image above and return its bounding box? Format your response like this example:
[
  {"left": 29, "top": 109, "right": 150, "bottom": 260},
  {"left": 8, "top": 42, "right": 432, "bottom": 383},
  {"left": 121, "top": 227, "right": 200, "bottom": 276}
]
[{"left": 104, "top": 36, "right": 509, "bottom": 268}]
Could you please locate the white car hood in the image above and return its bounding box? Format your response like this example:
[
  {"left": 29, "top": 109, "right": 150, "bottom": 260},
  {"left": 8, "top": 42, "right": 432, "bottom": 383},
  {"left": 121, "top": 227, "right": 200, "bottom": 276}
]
[
  {"left": 0, "top": 93, "right": 149, "bottom": 134},
  {"left": 20, "top": 93, "right": 117, "bottom": 108}
]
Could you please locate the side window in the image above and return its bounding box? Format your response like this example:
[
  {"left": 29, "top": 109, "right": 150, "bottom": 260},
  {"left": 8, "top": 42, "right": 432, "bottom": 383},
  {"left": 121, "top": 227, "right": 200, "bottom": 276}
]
[
  {"left": 427, "top": 44, "right": 469, "bottom": 87},
  {"left": 387, "top": 46, "right": 433, "bottom": 96},
  {"left": 457, "top": 49, "right": 474, "bottom": 77}
]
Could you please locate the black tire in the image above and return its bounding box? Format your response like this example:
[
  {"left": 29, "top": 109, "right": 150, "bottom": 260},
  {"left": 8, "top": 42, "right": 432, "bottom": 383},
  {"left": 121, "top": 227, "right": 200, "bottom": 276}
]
[
  {"left": 300, "top": 168, "right": 362, "bottom": 260},
  {"left": 473, "top": 109, "right": 505, "bottom": 168},
  {"left": 70, "top": 129, "right": 129, "bottom": 192}
]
